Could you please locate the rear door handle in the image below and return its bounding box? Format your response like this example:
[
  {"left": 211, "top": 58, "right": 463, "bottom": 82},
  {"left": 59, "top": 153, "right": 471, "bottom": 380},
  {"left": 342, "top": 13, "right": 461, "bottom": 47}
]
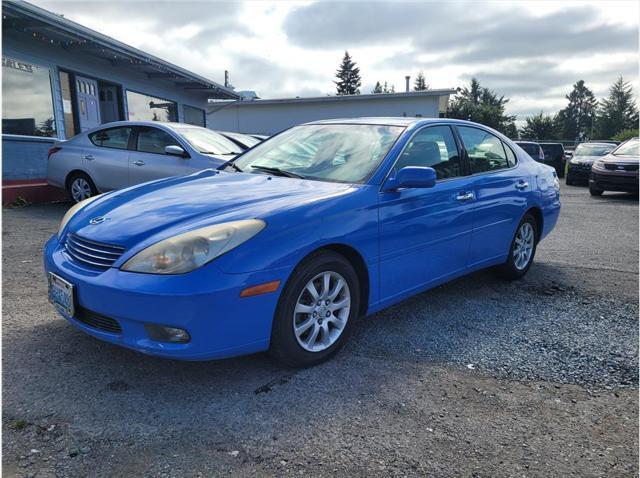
[
  {"left": 133, "top": 160, "right": 145, "bottom": 166},
  {"left": 456, "top": 192, "right": 474, "bottom": 202},
  {"left": 83, "top": 154, "right": 94, "bottom": 161},
  {"left": 516, "top": 181, "right": 529, "bottom": 190}
]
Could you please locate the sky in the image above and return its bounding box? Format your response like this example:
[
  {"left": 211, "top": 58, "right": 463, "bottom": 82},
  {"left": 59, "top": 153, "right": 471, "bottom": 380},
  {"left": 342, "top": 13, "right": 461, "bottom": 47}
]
[{"left": 32, "top": 0, "right": 640, "bottom": 123}]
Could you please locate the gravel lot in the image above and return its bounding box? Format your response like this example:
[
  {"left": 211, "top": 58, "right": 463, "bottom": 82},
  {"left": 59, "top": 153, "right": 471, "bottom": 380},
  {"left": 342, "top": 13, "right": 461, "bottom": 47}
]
[{"left": 3, "top": 183, "right": 638, "bottom": 477}]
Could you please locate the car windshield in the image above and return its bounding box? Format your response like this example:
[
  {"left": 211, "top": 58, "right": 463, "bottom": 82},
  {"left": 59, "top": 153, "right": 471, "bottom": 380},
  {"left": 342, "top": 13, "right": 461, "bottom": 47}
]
[
  {"left": 226, "top": 132, "right": 261, "bottom": 148},
  {"left": 574, "top": 144, "right": 612, "bottom": 156},
  {"left": 228, "top": 124, "right": 405, "bottom": 183},
  {"left": 613, "top": 139, "right": 639, "bottom": 157},
  {"left": 178, "top": 128, "right": 243, "bottom": 155}
]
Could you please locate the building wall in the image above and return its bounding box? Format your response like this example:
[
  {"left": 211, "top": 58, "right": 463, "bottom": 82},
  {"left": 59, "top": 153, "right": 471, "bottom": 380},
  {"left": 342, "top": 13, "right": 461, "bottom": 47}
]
[
  {"left": 207, "top": 95, "right": 444, "bottom": 135},
  {"left": 2, "top": 32, "right": 211, "bottom": 180}
]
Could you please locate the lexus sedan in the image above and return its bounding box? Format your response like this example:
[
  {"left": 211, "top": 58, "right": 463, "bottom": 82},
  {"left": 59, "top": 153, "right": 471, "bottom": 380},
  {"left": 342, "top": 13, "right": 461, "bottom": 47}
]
[
  {"left": 47, "top": 121, "right": 243, "bottom": 202},
  {"left": 589, "top": 137, "right": 639, "bottom": 195},
  {"left": 44, "top": 118, "right": 560, "bottom": 367},
  {"left": 565, "top": 142, "right": 614, "bottom": 185}
]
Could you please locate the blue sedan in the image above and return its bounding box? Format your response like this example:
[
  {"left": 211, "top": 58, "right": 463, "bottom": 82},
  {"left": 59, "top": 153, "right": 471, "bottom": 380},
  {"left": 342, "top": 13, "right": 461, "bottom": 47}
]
[{"left": 44, "top": 118, "right": 560, "bottom": 367}]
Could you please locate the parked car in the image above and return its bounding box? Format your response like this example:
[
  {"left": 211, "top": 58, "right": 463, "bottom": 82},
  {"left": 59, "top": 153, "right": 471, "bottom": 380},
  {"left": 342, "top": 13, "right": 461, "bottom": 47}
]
[
  {"left": 515, "top": 141, "right": 545, "bottom": 163},
  {"left": 566, "top": 142, "right": 615, "bottom": 185},
  {"left": 589, "top": 137, "right": 639, "bottom": 196},
  {"left": 539, "top": 142, "right": 566, "bottom": 177},
  {"left": 47, "top": 121, "right": 243, "bottom": 202},
  {"left": 217, "top": 130, "right": 262, "bottom": 150},
  {"left": 44, "top": 118, "right": 560, "bottom": 367}
]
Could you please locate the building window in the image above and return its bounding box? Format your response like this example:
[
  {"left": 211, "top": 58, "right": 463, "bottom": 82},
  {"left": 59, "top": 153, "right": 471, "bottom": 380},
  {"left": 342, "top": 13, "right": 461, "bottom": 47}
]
[
  {"left": 2, "top": 56, "right": 57, "bottom": 137},
  {"left": 183, "top": 105, "right": 205, "bottom": 127},
  {"left": 126, "top": 90, "right": 177, "bottom": 122},
  {"left": 59, "top": 71, "right": 77, "bottom": 138}
]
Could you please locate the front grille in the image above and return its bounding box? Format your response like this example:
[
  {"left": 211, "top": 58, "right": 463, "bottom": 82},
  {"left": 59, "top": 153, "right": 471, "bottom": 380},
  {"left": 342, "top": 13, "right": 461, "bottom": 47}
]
[
  {"left": 65, "top": 233, "right": 125, "bottom": 269},
  {"left": 76, "top": 307, "right": 122, "bottom": 334},
  {"left": 604, "top": 163, "right": 639, "bottom": 171}
]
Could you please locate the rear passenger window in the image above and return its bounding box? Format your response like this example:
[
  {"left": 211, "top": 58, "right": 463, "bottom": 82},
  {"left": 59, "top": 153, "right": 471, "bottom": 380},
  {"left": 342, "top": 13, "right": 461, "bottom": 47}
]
[
  {"left": 458, "top": 126, "right": 510, "bottom": 174},
  {"left": 137, "top": 127, "right": 178, "bottom": 155},
  {"left": 393, "top": 125, "right": 462, "bottom": 180},
  {"left": 89, "top": 127, "right": 132, "bottom": 150},
  {"left": 504, "top": 144, "right": 517, "bottom": 167}
]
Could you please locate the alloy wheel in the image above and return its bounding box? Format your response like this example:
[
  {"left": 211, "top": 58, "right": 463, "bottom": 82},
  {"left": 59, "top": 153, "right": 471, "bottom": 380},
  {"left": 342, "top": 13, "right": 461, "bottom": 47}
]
[
  {"left": 293, "top": 271, "right": 351, "bottom": 352},
  {"left": 513, "top": 222, "right": 535, "bottom": 270},
  {"left": 71, "top": 178, "right": 92, "bottom": 202}
]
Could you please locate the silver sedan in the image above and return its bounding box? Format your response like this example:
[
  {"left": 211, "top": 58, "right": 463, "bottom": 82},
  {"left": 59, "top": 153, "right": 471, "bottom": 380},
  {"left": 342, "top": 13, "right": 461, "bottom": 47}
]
[{"left": 47, "top": 121, "right": 243, "bottom": 202}]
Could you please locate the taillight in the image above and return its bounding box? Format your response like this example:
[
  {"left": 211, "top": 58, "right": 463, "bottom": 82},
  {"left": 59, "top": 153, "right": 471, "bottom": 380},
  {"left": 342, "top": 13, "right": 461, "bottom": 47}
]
[
  {"left": 48, "top": 146, "right": 61, "bottom": 159},
  {"left": 539, "top": 148, "right": 545, "bottom": 161}
]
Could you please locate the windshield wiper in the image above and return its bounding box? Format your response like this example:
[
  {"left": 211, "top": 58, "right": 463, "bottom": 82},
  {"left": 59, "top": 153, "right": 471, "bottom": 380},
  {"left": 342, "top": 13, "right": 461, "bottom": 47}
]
[
  {"left": 225, "top": 162, "right": 243, "bottom": 172},
  {"left": 250, "top": 165, "right": 305, "bottom": 179}
]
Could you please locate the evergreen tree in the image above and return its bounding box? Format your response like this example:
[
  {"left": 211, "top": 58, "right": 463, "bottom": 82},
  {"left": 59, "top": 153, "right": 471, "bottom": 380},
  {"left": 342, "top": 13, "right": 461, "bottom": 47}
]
[
  {"left": 595, "top": 77, "right": 639, "bottom": 139},
  {"left": 334, "top": 51, "right": 361, "bottom": 95},
  {"left": 446, "top": 78, "right": 517, "bottom": 134},
  {"left": 413, "top": 72, "right": 429, "bottom": 91},
  {"left": 372, "top": 81, "right": 383, "bottom": 94},
  {"left": 556, "top": 80, "right": 597, "bottom": 141},
  {"left": 520, "top": 111, "right": 558, "bottom": 140}
]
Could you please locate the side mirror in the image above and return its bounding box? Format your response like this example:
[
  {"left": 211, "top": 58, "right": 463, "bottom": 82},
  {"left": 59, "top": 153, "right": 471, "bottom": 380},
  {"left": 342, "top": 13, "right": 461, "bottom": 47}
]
[
  {"left": 165, "top": 145, "right": 187, "bottom": 157},
  {"left": 383, "top": 166, "right": 437, "bottom": 191}
]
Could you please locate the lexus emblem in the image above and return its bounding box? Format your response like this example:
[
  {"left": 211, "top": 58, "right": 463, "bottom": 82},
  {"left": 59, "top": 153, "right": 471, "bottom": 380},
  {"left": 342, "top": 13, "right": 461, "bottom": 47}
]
[{"left": 89, "top": 216, "right": 107, "bottom": 225}]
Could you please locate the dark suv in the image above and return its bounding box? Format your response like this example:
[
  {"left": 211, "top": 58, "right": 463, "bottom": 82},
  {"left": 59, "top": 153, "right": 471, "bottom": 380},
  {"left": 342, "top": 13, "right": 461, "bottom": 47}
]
[
  {"left": 589, "top": 138, "right": 639, "bottom": 195},
  {"left": 539, "top": 143, "right": 566, "bottom": 177}
]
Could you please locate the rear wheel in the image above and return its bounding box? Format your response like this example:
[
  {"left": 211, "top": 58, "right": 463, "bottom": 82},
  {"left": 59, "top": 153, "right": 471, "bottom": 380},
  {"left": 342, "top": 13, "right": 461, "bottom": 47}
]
[
  {"left": 496, "top": 213, "right": 538, "bottom": 280},
  {"left": 589, "top": 183, "right": 604, "bottom": 196},
  {"left": 67, "top": 172, "right": 97, "bottom": 203},
  {"left": 269, "top": 251, "right": 360, "bottom": 367},
  {"left": 565, "top": 174, "right": 574, "bottom": 186}
]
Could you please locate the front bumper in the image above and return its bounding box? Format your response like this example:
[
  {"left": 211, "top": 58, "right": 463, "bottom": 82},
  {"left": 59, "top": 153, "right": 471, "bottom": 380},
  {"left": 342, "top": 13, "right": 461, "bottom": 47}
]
[
  {"left": 44, "top": 235, "right": 288, "bottom": 360},
  {"left": 567, "top": 163, "right": 592, "bottom": 182},
  {"left": 590, "top": 171, "right": 639, "bottom": 193}
]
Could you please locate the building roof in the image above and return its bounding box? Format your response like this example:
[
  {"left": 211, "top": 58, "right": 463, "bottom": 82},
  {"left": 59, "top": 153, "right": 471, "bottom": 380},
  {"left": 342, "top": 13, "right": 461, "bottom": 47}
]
[
  {"left": 2, "top": 0, "right": 238, "bottom": 99},
  {"left": 209, "top": 89, "right": 457, "bottom": 108}
]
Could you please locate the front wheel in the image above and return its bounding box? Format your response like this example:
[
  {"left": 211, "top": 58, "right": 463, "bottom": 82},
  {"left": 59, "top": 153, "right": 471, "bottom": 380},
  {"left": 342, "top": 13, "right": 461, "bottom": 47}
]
[
  {"left": 496, "top": 214, "right": 538, "bottom": 280},
  {"left": 589, "top": 183, "right": 604, "bottom": 196},
  {"left": 269, "top": 251, "right": 360, "bottom": 367},
  {"left": 67, "top": 172, "right": 97, "bottom": 203}
]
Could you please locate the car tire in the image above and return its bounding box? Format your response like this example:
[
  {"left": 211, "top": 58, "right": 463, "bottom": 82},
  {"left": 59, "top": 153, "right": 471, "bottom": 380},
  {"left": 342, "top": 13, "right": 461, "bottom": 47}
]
[
  {"left": 589, "top": 184, "right": 604, "bottom": 196},
  {"left": 557, "top": 167, "right": 565, "bottom": 178},
  {"left": 269, "top": 250, "right": 360, "bottom": 368},
  {"left": 565, "top": 175, "right": 574, "bottom": 186},
  {"left": 496, "top": 213, "right": 538, "bottom": 280},
  {"left": 67, "top": 172, "right": 97, "bottom": 203}
]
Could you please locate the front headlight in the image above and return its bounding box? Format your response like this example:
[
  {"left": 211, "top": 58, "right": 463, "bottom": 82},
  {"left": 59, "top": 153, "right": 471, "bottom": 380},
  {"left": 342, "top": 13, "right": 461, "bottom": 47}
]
[
  {"left": 570, "top": 158, "right": 580, "bottom": 164},
  {"left": 121, "top": 219, "right": 265, "bottom": 274},
  {"left": 593, "top": 160, "right": 605, "bottom": 170},
  {"left": 57, "top": 195, "right": 102, "bottom": 239}
]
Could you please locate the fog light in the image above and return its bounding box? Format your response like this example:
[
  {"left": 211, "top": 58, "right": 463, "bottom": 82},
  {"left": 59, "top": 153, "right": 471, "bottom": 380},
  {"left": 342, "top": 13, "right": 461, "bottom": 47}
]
[{"left": 144, "top": 324, "right": 190, "bottom": 343}]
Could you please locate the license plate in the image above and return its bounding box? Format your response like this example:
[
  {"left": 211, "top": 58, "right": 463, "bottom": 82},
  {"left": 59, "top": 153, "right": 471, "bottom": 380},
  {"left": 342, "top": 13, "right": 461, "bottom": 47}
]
[{"left": 48, "top": 272, "right": 75, "bottom": 317}]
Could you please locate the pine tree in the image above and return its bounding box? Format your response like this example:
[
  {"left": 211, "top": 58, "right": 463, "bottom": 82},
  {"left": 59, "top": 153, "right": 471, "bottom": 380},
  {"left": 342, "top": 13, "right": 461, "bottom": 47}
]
[
  {"left": 372, "top": 81, "right": 383, "bottom": 94},
  {"left": 595, "top": 77, "right": 639, "bottom": 139},
  {"left": 446, "top": 78, "right": 517, "bottom": 135},
  {"left": 556, "top": 80, "right": 597, "bottom": 141},
  {"left": 413, "top": 72, "right": 429, "bottom": 91},
  {"left": 520, "top": 111, "right": 558, "bottom": 140},
  {"left": 334, "top": 51, "right": 361, "bottom": 95}
]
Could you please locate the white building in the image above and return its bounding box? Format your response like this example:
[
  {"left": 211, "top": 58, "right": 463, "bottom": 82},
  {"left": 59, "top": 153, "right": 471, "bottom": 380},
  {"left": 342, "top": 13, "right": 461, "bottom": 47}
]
[{"left": 207, "top": 89, "right": 456, "bottom": 135}]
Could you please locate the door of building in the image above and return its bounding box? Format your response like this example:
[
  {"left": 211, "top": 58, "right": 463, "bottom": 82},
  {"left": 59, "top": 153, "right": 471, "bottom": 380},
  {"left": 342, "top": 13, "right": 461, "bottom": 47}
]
[
  {"left": 99, "top": 84, "right": 120, "bottom": 124},
  {"left": 76, "top": 76, "right": 101, "bottom": 132}
]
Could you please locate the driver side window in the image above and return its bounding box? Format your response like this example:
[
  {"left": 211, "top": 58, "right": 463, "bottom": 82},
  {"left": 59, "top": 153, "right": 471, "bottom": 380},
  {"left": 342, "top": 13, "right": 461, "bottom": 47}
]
[{"left": 393, "top": 126, "right": 462, "bottom": 180}]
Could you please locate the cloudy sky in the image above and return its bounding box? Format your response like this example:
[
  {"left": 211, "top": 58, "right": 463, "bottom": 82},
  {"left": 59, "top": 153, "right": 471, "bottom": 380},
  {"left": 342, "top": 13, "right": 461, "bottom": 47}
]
[{"left": 33, "top": 0, "right": 639, "bottom": 122}]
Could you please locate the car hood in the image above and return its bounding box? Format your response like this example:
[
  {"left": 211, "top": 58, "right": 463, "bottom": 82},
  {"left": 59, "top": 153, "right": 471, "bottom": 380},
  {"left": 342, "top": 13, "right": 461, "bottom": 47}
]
[
  {"left": 603, "top": 152, "right": 639, "bottom": 164},
  {"left": 572, "top": 155, "right": 602, "bottom": 163},
  {"left": 65, "top": 169, "right": 352, "bottom": 248}
]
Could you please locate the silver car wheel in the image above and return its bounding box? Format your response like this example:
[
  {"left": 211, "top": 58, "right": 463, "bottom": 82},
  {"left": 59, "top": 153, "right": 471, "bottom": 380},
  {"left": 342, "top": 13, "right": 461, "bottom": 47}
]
[
  {"left": 513, "top": 222, "right": 535, "bottom": 270},
  {"left": 293, "top": 271, "right": 351, "bottom": 353},
  {"left": 71, "top": 177, "right": 92, "bottom": 202}
]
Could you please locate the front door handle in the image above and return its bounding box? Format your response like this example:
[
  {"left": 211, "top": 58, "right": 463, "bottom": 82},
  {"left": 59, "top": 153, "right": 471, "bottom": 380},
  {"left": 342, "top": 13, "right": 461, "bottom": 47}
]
[
  {"left": 516, "top": 181, "right": 529, "bottom": 190},
  {"left": 456, "top": 192, "right": 474, "bottom": 202},
  {"left": 83, "top": 154, "right": 94, "bottom": 161},
  {"left": 133, "top": 160, "right": 145, "bottom": 166}
]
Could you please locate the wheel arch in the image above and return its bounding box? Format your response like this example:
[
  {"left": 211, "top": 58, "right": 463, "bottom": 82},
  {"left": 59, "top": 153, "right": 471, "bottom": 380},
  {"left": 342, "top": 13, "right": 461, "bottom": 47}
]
[
  {"left": 297, "top": 243, "right": 370, "bottom": 317},
  {"left": 525, "top": 206, "right": 543, "bottom": 240},
  {"left": 65, "top": 169, "right": 97, "bottom": 190}
]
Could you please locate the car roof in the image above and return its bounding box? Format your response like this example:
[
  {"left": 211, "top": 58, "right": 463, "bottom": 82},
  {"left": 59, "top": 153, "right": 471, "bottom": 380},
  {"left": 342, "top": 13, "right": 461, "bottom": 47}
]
[
  {"left": 577, "top": 142, "right": 615, "bottom": 147},
  {"left": 305, "top": 117, "right": 505, "bottom": 129},
  {"left": 86, "top": 120, "right": 206, "bottom": 131},
  {"left": 515, "top": 141, "right": 540, "bottom": 145}
]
